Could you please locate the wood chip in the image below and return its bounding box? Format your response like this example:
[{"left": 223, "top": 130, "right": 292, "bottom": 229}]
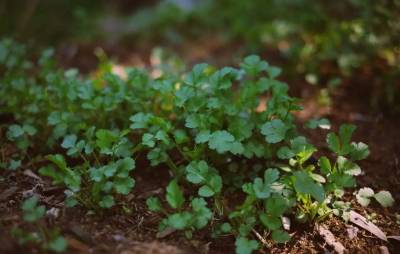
[
  {"left": 349, "top": 211, "right": 387, "bottom": 241},
  {"left": 282, "top": 216, "right": 291, "bottom": 231},
  {"left": 317, "top": 224, "right": 346, "bottom": 254}
]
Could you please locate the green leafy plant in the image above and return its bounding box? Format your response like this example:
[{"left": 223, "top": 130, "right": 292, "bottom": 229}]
[
  {"left": 355, "top": 188, "right": 395, "bottom": 208},
  {"left": 1, "top": 40, "right": 380, "bottom": 253},
  {"left": 12, "top": 197, "right": 67, "bottom": 253}
]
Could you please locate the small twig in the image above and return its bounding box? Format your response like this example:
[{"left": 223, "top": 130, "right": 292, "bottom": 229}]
[{"left": 252, "top": 229, "right": 269, "bottom": 247}]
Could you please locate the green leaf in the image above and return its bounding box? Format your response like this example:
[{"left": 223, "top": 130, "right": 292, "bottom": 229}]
[
  {"left": 22, "top": 197, "right": 45, "bottom": 222},
  {"left": 185, "top": 160, "right": 209, "bottom": 184},
  {"left": 253, "top": 168, "right": 280, "bottom": 199},
  {"left": 191, "top": 198, "right": 212, "bottom": 229},
  {"left": 235, "top": 237, "right": 259, "bottom": 254},
  {"left": 173, "top": 129, "right": 188, "bottom": 144},
  {"left": 277, "top": 146, "right": 295, "bottom": 159},
  {"left": 48, "top": 236, "right": 68, "bottom": 253},
  {"left": 261, "top": 119, "right": 288, "bottom": 143},
  {"left": 267, "top": 66, "right": 282, "bottom": 79},
  {"left": 185, "top": 115, "right": 200, "bottom": 129},
  {"left": 114, "top": 177, "right": 135, "bottom": 194},
  {"left": 22, "top": 124, "right": 37, "bottom": 136},
  {"left": 350, "top": 142, "right": 370, "bottom": 160},
  {"left": 166, "top": 179, "right": 185, "bottom": 209},
  {"left": 155, "top": 130, "right": 169, "bottom": 144},
  {"left": 260, "top": 214, "right": 282, "bottom": 230},
  {"left": 195, "top": 130, "right": 210, "bottom": 144},
  {"left": 116, "top": 157, "right": 136, "bottom": 177},
  {"left": 272, "top": 229, "right": 290, "bottom": 243},
  {"left": 142, "top": 133, "right": 155, "bottom": 148},
  {"left": 220, "top": 223, "right": 232, "bottom": 233},
  {"left": 240, "top": 55, "right": 268, "bottom": 76},
  {"left": 266, "top": 194, "right": 290, "bottom": 217},
  {"left": 167, "top": 212, "right": 192, "bottom": 230},
  {"left": 61, "top": 134, "right": 77, "bottom": 149},
  {"left": 374, "top": 191, "right": 394, "bottom": 208},
  {"left": 47, "top": 154, "right": 68, "bottom": 171},
  {"left": 264, "top": 168, "right": 280, "bottom": 184},
  {"left": 198, "top": 185, "right": 215, "bottom": 197},
  {"left": 99, "top": 195, "right": 115, "bottom": 208},
  {"left": 208, "top": 130, "right": 244, "bottom": 154},
  {"left": 318, "top": 156, "right": 331, "bottom": 175},
  {"left": 356, "top": 187, "right": 374, "bottom": 207},
  {"left": 129, "top": 113, "right": 152, "bottom": 129},
  {"left": 293, "top": 171, "right": 325, "bottom": 202},
  {"left": 326, "top": 133, "right": 340, "bottom": 154},
  {"left": 146, "top": 197, "right": 162, "bottom": 212},
  {"left": 7, "top": 124, "right": 24, "bottom": 139},
  {"left": 9, "top": 159, "right": 21, "bottom": 170},
  {"left": 339, "top": 124, "right": 356, "bottom": 145},
  {"left": 305, "top": 118, "right": 331, "bottom": 130}
]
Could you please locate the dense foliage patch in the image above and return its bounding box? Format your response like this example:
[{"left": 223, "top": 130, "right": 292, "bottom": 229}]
[{"left": 1, "top": 39, "right": 391, "bottom": 253}]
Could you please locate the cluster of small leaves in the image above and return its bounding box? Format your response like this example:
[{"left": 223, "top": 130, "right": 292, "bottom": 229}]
[
  {"left": 11, "top": 197, "right": 67, "bottom": 253},
  {"left": 1, "top": 40, "right": 387, "bottom": 254},
  {"left": 355, "top": 188, "right": 394, "bottom": 208}
]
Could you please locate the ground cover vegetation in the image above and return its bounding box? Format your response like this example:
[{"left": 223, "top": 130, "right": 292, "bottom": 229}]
[{"left": 1, "top": 39, "right": 396, "bottom": 253}]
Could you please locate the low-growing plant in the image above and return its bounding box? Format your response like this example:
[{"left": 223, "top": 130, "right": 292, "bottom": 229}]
[
  {"left": 1, "top": 39, "right": 390, "bottom": 253},
  {"left": 12, "top": 197, "right": 68, "bottom": 253}
]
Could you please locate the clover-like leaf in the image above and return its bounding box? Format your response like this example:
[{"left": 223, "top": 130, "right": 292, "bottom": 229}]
[
  {"left": 191, "top": 198, "right": 212, "bottom": 229},
  {"left": 48, "top": 236, "right": 68, "bottom": 253},
  {"left": 356, "top": 187, "right": 374, "bottom": 207},
  {"left": 350, "top": 142, "right": 370, "bottom": 161},
  {"left": 166, "top": 179, "right": 185, "bottom": 209},
  {"left": 261, "top": 119, "right": 288, "bottom": 144},
  {"left": 374, "top": 191, "right": 394, "bottom": 208},
  {"left": 167, "top": 212, "right": 193, "bottom": 230},
  {"left": 129, "top": 112, "right": 152, "bottom": 129},
  {"left": 146, "top": 197, "right": 162, "bottom": 212},
  {"left": 240, "top": 55, "right": 268, "bottom": 76},
  {"left": 208, "top": 130, "right": 244, "bottom": 154},
  {"left": 99, "top": 195, "right": 115, "bottom": 208},
  {"left": 142, "top": 133, "right": 155, "bottom": 147},
  {"left": 260, "top": 214, "right": 282, "bottom": 230},
  {"left": 22, "top": 197, "right": 45, "bottom": 222},
  {"left": 293, "top": 171, "right": 325, "bottom": 202},
  {"left": 318, "top": 156, "right": 331, "bottom": 175},
  {"left": 271, "top": 229, "right": 290, "bottom": 243},
  {"left": 253, "top": 168, "right": 280, "bottom": 199},
  {"left": 61, "top": 134, "right": 77, "bottom": 149},
  {"left": 114, "top": 177, "right": 135, "bottom": 194},
  {"left": 186, "top": 160, "right": 209, "bottom": 184},
  {"left": 195, "top": 130, "right": 210, "bottom": 144},
  {"left": 266, "top": 194, "right": 290, "bottom": 217},
  {"left": 235, "top": 237, "right": 259, "bottom": 254}
]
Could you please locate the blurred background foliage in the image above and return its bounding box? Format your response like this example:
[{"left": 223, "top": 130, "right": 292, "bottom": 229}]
[{"left": 1, "top": 0, "right": 399, "bottom": 111}]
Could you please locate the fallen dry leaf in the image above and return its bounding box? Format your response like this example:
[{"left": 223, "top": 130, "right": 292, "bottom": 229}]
[
  {"left": 317, "top": 224, "right": 346, "bottom": 254},
  {"left": 349, "top": 211, "right": 387, "bottom": 241},
  {"left": 387, "top": 235, "right": 400, "bottom": 241},
  {"left": 379, "top": 246, "right": 390, "bottom": 254}
]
